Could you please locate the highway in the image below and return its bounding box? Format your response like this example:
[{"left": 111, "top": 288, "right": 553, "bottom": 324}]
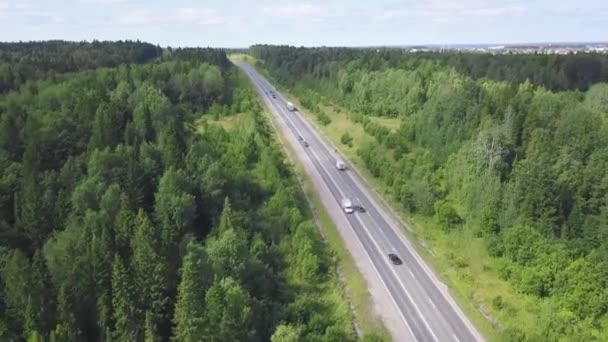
[{"left": 235, "top": 61, "right": 484, "bottom": 342}]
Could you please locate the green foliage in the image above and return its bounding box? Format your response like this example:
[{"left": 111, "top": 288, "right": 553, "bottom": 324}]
[
  {"left": 0, "top": 44, "right": 355, "bottom": 341},
  {"left": 204, "top": 277, "right": 257, "bottom": 341},
  {"left": 173, "top": 242, "right": 211, "bottom": 341},
  {"left": 251, "top": 45, "right": 608, "bottom": 340},
  {"left": 340, "top": 132, "right": 353, "bottom": 147},
  {"left": 0, "top": 40, "right": 161, "bottom": 93},
  {"left": 435, "top": 201, "right": 463, "bottom": 232}
]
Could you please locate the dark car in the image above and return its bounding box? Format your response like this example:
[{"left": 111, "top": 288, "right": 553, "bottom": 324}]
[
  {"left": 355, "top": 205, "right": 366, "bottom": 213},
  {"left": 302, "top": 141, "right": 309, "bottom": 147},
  {"left": 297, "top": 135, "right": 303, "bottom": 141},
  {"left": 388, "top": 253, "right": 403, "bottom": 265}
]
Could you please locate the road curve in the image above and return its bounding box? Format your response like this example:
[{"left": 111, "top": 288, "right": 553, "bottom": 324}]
[{"left": 234, "top": 61, "right": 484, "bottom": 342}]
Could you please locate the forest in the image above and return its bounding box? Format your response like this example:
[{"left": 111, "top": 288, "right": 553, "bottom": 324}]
[
  {"left": 250, "top": 45, "right": 608, "bottom": 341},
  {"left": 251, "top": 45, "right": 608, "bottom": 92},
  {"left": 0, "top": 42, "right": 359, "bottom": 341},
  {"left": 0, "top": 40, "right": 162, "bottom": 94}
]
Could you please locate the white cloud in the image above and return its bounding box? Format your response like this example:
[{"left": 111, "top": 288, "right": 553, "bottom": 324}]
[
  {"left": 114, "top": 7, "right": 227, "bottom": 27},
  {"left": 371, "top": 0, "right": 529, "bottom": 24},
  {"left": 263, "top": 4, "right": 326, "bottom": 19},
  {"left": 0, "top": 2, "right": 64, "bottom": 26},
  {"left": 80, "top": 0, "right": 130, "bottom": 4}
]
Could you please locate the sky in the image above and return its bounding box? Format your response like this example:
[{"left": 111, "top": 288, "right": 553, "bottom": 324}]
[{"left": 0, "top": 0, "right": 606, "bottom": 47}]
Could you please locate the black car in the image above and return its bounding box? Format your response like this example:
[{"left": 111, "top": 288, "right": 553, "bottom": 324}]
[
  {"left": 302, "top": 141, "right": 309, "bottom": 147},
  {"left": 355, "top": 205, "right": 366, "bottom": 213},
  {"left": 297, "top": 135, "right": 303, "bottom": 141},
  {"left": 388, "top": 253, "right": 403, "bottom": 265}
]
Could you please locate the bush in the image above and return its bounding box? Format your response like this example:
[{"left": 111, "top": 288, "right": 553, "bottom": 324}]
[
  {"left": 435, "top": 200, "right": 463, "bottom": 231},
  {"left": 316, "top": 110, "right": 332, "bottom": 125},
  {"left": 492, "top": 295, "right": 505, "bottom": 311},
  {"left": 340, "top": 132, "right": 353, "bottom": 147}
]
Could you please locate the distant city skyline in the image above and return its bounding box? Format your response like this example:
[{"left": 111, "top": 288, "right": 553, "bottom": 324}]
[{"left": 0, "top": 0, "right": 606, "bottom": 47}]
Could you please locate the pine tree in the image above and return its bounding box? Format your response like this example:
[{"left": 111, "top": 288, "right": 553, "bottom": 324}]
[
  {"left": 93, "top": 221, "right": 114, "bottom": 336},
  {"left": 55, "top": 285, "right": 79, "bottom": 340},
  {"left": 111, "top": 254, "right": 142, "bottom": 341},
  {"left": 144, "top": 311, "right": 161, "bottom": 342},
  {"left": 89, "top": 103, "right": 117, "bottom": 151},
  {"left": 158, "top": 116, "right": 186, "bottom": 169},
  {"left": 218, "top": 197, "right": 234, "bottom": 233},
  {"left": 0, "top": 101, "right": 24, "bottom": 160},
  {"left": 114, "top": 195, "right": 135, "bottom": 257},
  {"left": 155, "top": 168, "right": 196, "bottom": 256},
  {"left": 28, "top": 251, "right": 56, "bottom": 337},
  {"left": 204, "top": 277, "right": 256, "bottom": 342},
  {"left": 3, "top": 249, "right": 31, "bottom": 327},
  {"left": 131, "top": 210, "right": 169, "bottom": 330},
  {"left": 133, "top": 104, "right": 155, "bottom": 143},
  {"left": 173, "top": 242, "right": 211, "bottom": 341}
]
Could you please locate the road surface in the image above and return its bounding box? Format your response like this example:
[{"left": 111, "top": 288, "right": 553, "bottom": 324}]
[{"left": 235, "top": 61, "right": 484, "bottom": 342}]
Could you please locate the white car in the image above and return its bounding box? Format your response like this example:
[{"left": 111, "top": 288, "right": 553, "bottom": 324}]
[
  {"left": 341, "top": 198, "right": 353, "bottom": 214},
  {"left": 336, "top": 160, "right": 347, "bottom": 171}
]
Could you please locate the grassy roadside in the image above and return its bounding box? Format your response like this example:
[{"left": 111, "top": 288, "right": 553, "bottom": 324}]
[
  {"left": 243, "top": 60, "right": 511, "bottom": 341},
  {"left": 229, "top": 59, "right": 390, "bottom": 339}
]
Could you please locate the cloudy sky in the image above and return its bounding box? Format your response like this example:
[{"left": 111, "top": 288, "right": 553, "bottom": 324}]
[{"left": 0, "top": 0, "right": 606, "bottom": 47}]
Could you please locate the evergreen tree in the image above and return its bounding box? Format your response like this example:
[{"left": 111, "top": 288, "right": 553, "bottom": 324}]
[
  {"left": 114, "top": 195, "right": 135, "bottom": 257},
  {"left": 218, "top": 197, "right": 234, "bottom": 233},
  {"left": 131, "top": 210, "right": 169, "bottom": 334},
  {"left": 204, "top": 277, "right": 256, "bottom": 342},
  {"left": 89, "top": 103, "right": 118, "bottom": 150},
  {"left": 28, "top": 251, "right": 56, "bottom": 337},
  {"left": 111, "top": 254, "right": 142, "bottom": 341},
  {"left": 173, "top": 242, "right": 211, "bottom": 341}
]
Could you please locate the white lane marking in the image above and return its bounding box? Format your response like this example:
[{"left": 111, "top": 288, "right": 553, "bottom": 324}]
[
  {"left": 350, "top": 206, "right": 439, "bottom": 342},
  {"left": 242, "top": 67, "right": 420, "bottom": 341},
  {"left": 427, "top": 297, "right": 437, "bottom": 309},
  {"left": 292, "top": 124, "right": 435, "bottom": 340}
]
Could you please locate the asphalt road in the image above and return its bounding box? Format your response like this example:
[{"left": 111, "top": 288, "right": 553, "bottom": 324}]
[{"left": 235, "top": 61, "right": 484, "bottom": 342}]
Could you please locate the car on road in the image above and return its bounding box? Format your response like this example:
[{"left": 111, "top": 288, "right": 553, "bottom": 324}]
[
  {"left": 297, "top": 135, "right": 303, "bottom": 141},
  {"left": 354, "top": 205, "right": 366, "bottom": 213},
  {"left": 388, "top": 253, "right": 403, "bottom": 265},
  {"left": 336, "top": 160, "right": 347, "bottom": 170},
  {"left": 341, "top": 198, "right": 354, "bottom": 214},
  {"left": 302, "top": 141, "right": 309, "bottom": 147}
]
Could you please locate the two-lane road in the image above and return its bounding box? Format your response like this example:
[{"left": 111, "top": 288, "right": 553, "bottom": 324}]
[{"left": 235, "top": 61, "right": 484, "bottom": 342}]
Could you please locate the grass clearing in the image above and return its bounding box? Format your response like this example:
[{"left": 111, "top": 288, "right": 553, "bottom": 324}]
[
  {"left": 195, "top": 113, "right": 245, "bottom": 132},
  {"left": 228, "top": 53, "right": 260, "bottom": 64},
  {"left": 369, "top": 116, "right": 401, "bottom": 131}
]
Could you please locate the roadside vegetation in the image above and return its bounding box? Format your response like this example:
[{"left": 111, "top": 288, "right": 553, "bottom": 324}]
[
  {"left": 0, "top": 42, "right": 357, "bottom": 341},
  {"left": 250, "top": 45, "right": 608, "bottom": 341}
]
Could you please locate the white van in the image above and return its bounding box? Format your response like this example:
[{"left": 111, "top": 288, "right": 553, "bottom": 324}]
[
  {"left": 341, "top": 198, "right": 353, "bottom": 214},
  {"left": 336, "top": 160, "right": 346, "bottom": 171},
  {"left": 287, "top": 102, "right": 295, "bottom": 111}
]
